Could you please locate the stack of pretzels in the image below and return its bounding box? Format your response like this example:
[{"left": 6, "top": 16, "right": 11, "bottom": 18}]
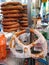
[
  {"left": 1, "top": 2, "right": 23, "bottom": 32},
  {"left": 20, "top": 5, "right": 28, "bottom": 30}
]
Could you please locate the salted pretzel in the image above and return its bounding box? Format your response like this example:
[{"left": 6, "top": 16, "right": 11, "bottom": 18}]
[
  {"left": 1, "top": 6, "right": 23, "bottom": 11},
  {"left": 9, "top": 28, "right": 47, "bottom": 58}
]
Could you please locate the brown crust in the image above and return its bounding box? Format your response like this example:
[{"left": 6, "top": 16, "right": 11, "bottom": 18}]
[
  {"left": 22, "top": 14, "right": 27, "bottom": 17},
  {"left": 3, "top": 18, "right": 18, "bottom": 22},
  {"left": 1, "top": 10, "right": 20, "bottom": 14},
  {"left": 22, "top": 18, "right": 28, "bottom": 21},
  {"left": 20, "top": 23, "right": 28, "bottom": 27},
  {"left": 3, "top": 14, "right": 22, "bottom": 18},
  {"left": 1, "top": 6, "right": 23, "bottom": 11},
  {"left": 3, "top": 28, "right": 18, "bottom": 32},
  {"left": 3, "top": 23, "right": 20, "bottom": 28},
  {"left": 2, "top": 21, "right": 18, "bottom": 25},
  {"left": 1, "top": 2, "right": 22, "bottom": 7}
]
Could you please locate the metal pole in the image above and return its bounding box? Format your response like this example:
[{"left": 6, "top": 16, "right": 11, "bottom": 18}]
[
  {"left": 27, "top": 0, "right": 35, "bottom": 65},
  {"left": 27, "top": 0, "right": 32, "bottom": 28}
]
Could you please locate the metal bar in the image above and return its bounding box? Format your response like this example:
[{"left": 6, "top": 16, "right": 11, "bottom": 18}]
[
  {"left": 27, "top": 0, "right": 35, "bottom": 65},
  {"left": 27, "top": 0, "right": 32, "bottom": 28}
]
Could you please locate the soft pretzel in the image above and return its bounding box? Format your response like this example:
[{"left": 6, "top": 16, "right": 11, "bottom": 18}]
[
  {"left": 1, "top": 10, "right": 20, "bottom": 14},
  {"left": 3, "top": 14, "right": 22, "bottom": 18},
  {"left": 3, "top": 18, "right": 18, "bottom": 22},
  {"left": 3, "top": 27, "right": 19, "bottom": 32},
  {"left": 22, "top": 14, "right": 27, "bottom": 17},
  {"left": 22, "top": 18, "right": 28, "bottom": 21},
  {"left": 3, "top": 23, "right": 20, "bottom": 28},
  {"left": 20, "top": 23, "right": 28, "bottom": 27},
  {"left": 1, "top": 2, "right": 22, "bottom": 7},
  {"left": 1, "top": 6, "right": 23, "bottom": 11},
  {"left": 2, "top": 21, "right": 18, "bottom": 25}
]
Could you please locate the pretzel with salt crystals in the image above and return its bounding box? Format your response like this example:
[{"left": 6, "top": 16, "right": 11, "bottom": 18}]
[{"left": 9, "top": 28, "right": 47, "bottom": 58}]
